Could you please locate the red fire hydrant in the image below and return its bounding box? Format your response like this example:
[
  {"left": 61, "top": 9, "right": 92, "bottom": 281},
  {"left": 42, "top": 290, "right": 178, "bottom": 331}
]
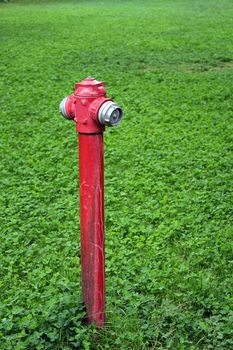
[{"left": 59, "top": 77, "right": 123, "bottom": 326}]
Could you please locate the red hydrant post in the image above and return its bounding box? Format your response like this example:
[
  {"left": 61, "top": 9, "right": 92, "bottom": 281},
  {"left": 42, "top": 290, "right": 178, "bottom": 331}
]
[{"left": 59, "top": 77, "right": 123, "bottom": 326}]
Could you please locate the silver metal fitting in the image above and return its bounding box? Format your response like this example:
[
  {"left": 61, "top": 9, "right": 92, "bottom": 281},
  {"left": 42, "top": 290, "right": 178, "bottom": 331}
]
[
  {"left": 59, "top": 96, "right": 71, "bottom": 120},
  {"left": 98, "top": 101, "right": 123, "bottom": 127}
]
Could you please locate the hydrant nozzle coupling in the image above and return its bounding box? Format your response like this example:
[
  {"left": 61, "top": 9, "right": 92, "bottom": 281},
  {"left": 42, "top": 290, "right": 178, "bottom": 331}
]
[
  {"left": 98, "top": 100, "right": 123, "bottom": 126},
  {"left": 59, "top": 95, "right": 75, "bottom": 120}
]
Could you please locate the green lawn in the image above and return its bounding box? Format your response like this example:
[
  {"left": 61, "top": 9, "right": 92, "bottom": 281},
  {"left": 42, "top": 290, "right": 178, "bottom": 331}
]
[{"left": 0, "top": 0, "right": 233, "bottom": 349}]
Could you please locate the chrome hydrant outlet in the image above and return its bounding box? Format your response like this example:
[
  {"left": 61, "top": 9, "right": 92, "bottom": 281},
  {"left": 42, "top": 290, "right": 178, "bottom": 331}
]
[
  {"left": 98, "top": 101, "right": 123, "bottom": 126},
  {"left": 59, "top": 97, "right": 69, "bottom": 119}
]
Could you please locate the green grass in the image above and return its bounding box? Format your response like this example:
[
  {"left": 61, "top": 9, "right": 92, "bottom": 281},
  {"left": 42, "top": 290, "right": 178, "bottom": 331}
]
[{"left": 0, "top": 0, "right": 233, "bottom": 349}]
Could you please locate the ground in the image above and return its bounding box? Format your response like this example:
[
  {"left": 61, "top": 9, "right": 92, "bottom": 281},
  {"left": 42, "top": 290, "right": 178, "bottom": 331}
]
[{"left": 0, "top": 0, "right": 233, "bottom": 349}]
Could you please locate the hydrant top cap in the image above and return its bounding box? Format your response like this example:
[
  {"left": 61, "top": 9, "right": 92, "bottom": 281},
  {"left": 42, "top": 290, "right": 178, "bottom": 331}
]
[
  {"left": 75, "top": 77, "right": 104, "bottom": 87},
  {"left": 74, "top": 77, "right": 106, "bottom": 98}
]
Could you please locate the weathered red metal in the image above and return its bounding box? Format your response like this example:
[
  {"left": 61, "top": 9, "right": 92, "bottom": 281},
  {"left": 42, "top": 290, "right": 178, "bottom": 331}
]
[
  {"left": 79, "top": 133, "right": 105, "bottom": 325},
  {"left": 59, "top": 77, "right": 122, "bottom": 326}
]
